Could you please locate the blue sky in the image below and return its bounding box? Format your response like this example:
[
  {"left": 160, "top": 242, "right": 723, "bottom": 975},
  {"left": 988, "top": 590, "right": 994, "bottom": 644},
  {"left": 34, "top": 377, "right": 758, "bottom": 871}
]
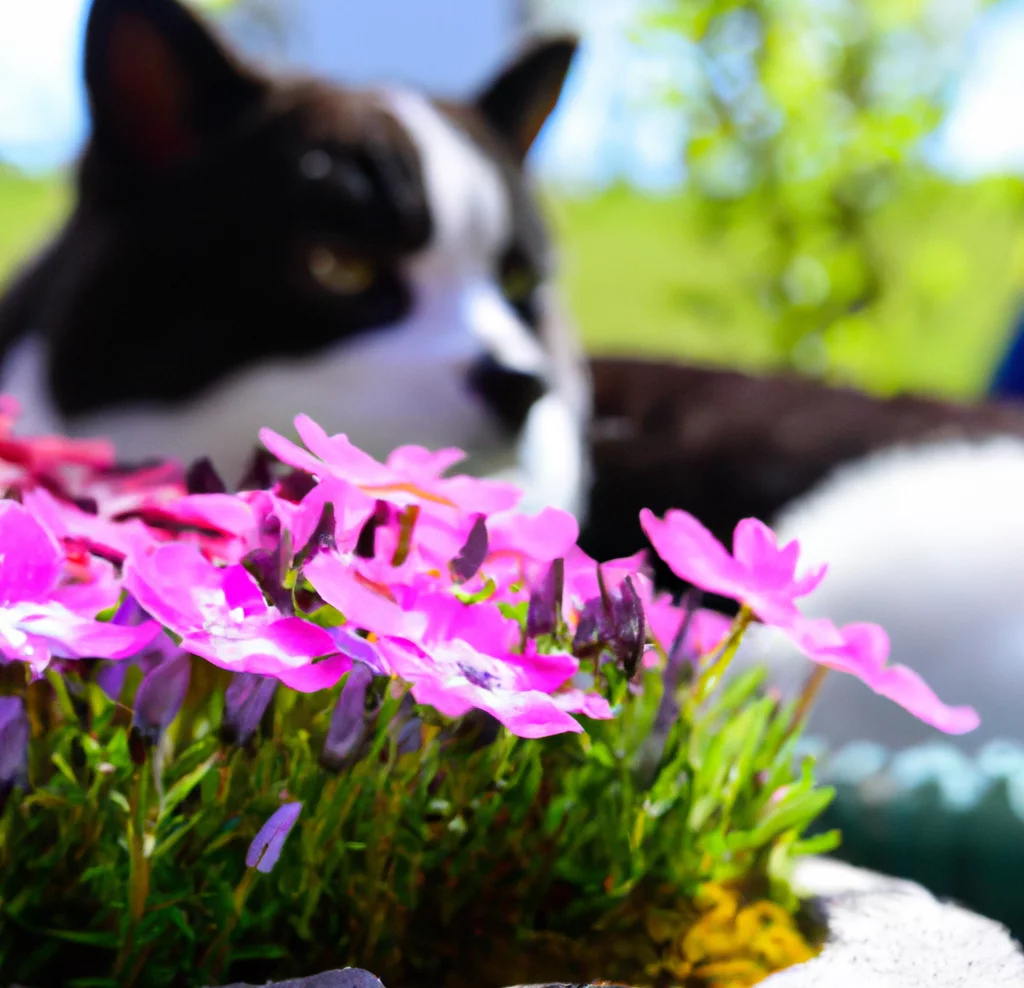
[{"left": 1, "top": 0, "right": 1024, "bottom": 185}]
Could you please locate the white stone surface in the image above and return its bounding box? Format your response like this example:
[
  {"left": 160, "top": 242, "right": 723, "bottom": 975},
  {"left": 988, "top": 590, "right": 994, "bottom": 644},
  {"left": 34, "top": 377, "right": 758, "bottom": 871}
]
[{"left": 761, "top": 858, "right": 1024, "bottom": 987}]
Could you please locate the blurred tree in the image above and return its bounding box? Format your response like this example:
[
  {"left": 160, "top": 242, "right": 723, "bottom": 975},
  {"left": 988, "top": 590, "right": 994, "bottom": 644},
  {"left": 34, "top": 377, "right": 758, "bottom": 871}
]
[{"left": 636, "top": 0, "right": 1024, "bottom": 385}]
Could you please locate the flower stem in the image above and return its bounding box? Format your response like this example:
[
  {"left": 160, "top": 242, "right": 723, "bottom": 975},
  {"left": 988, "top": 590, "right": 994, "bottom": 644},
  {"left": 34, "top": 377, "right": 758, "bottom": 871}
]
[
  {"left": 201, "top": 867, "right": 257, "bottom": 981},
  {"left": 790, "top": 665, "right": 829, "bottom": 734},
  {"left": 114, "top": 763, "right": 151, "bottom": 981},
  {"left": 693, "top": 606, "right": 754, "bottom": 704}
]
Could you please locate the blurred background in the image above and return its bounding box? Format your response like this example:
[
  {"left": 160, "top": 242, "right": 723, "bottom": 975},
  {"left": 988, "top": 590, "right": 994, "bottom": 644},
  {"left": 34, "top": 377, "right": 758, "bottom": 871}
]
[{"left": 4, "top": 0, "right": 1024, "bottom": 398}]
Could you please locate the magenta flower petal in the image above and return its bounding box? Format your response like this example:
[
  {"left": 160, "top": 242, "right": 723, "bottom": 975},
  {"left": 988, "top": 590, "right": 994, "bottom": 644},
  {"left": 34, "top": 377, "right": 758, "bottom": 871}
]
[
  {"left": 640, "top": 508, "right": 742, "bottom": 598},
  {"left": 861, "top": 662, "right": 981, "bottom": 734},
  {"left": 552, "top": 688, "right": 614, "bottom": 720},
  {"left": 644, "top": 593, "right": 731, "bottom": 659},
  {"left": 294, "top": 416, "right": 383, "bottom": 478},
  {"left": 378, "top": 638, "right": 584, "bottom": 739},
  {"left": 246, "top": 801, "right": 302, "bottom": 873},
  {"left": 123, "top": 541, "right": 245, "bottom": 632},
  {"left": 152, "top": 493, "right": 256, "bottom": 540},
  {"left": 125, "top": 540, "right": 340, "bottom": 685},
  {"left": 221, "top": 563, "right": 268, "bottom": 617},
  {"left": 502, "top": 643, "right": 578, "bottom": 693},
  {"left": 182, "top": 616, "right": 338, "bottom": 681},
  {"left": 781, "top": 616, "right": 980, "bottom": 734},
  {"left": 23, "top": 486, "right": 152, "bottom": 563},
  {"left": 289, "top": 478, "right": 375, "bottom": 557},
  {"left": 413, "top": 591, "right": 520, "bottom": 657},
  {"left": 488, "top": 507, "right": 580, "bottom": 563},
  {"left": 0, "top": 501, "right": 63, "bottom": 603},
  {"left": 304, "top": 552, "right": 427, "bottom": 640},
  {"left": 267, "top": 414, "right": 518, "bottom": 514},
  {"left": 387, "top": 444, "right": 466, "bottom": 478},
  {"left": 273, "top": 654, "right": 353, "bottom": 693},
  {"left": 259, "top": 426, "right": 325, "bottom": 478},
  {"left": 19, "top": 607, "right": 161, "bottom": 661},
  {"left": 640, "top": 508, "right": 823, "bottom": 624}
]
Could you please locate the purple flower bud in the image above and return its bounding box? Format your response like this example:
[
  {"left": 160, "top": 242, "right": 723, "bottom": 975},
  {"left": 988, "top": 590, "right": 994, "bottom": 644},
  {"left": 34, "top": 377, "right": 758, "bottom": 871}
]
[
  {"left": 395, "top": 715, "right": 422, "bottom": 756},
  {"left": 132, "top": 652, "right": 191, "bottom": 747},
  {"left": 665, "top": 589, "right": 703, "bottom": 692},
  {"left": 612, "top": 576, "right": 645, "bottom": 679},
  {"left": 391, "top": 692, "right": 422, "bottom": 756},
  {"left": 221, "top": 673, "right": 278, "bottom": 747},
  {"left": 572, "top": 596, "right": 607, "bottom": 657},
  {"left": 72, "top": 496, "right": 99, "bottom": 515},
  {"left": 237, "top": 448, "right": 275, "bottom": 491},
  {"left": 186, "top": 457, "right": 228, "bottom": 495},
  {"left": 243, "top": 545, "right": 293, "bottom": 615},
  {"left": 246, "top": 801, "right": 302, "bottom": 873},
  {"left": 321, "top": 663, "right": 375, "bottom": 771},
  {"left": 527, "top": 558, "right": 564, "bottom": 639},
  {"left": 276, "top": 469, "right": 317, "bottom": 504},
  {"left": 295, "top": 502, "right": 337, "bottom": 567},
  {"left": 0, "top": 696, "right": 29, "bottom": 798},
  {"left": 571, "top": 578, "right": 646, "bottom": 678},
  {"left": 354, "top": 500, "right": 391, "bottom": 560},
  {"left": 449, "top": 514, "right": 488, "bottom": 584},
  {"left": 653, "top": 589, "right": 703, "bottom": 739}
]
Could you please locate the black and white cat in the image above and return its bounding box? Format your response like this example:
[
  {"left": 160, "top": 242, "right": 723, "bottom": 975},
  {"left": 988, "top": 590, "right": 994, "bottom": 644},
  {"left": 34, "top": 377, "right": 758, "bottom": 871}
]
[{"left": 5, "top": 0, "right": 1024, "bottom": 750}]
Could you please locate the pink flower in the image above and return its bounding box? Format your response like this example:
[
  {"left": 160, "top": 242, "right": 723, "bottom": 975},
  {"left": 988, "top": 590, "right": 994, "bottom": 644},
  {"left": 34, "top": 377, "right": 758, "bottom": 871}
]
[
  {"left": 0, "top": 502, "right": 159, "bottom": 674},
  {"left": 641, "top": 507, "right": 979, "bottom": 734},
  {"left": 303, "top": 551, "right": 428, "bottom": 640},
  {"left": 643, "top": 590, "right": 732, "bottom": 663},
  {"left": 640, "top": 509, "right": 824, "bottom": 626},
  {"left": 260, "top": 414, "right": 520, "bottom": 515},
  {"left": 123, "top": 541, "right": 349, "bottom": 692},
  {"left": 377, "top": 637, "right": 586, "bottom": 738},
  {"left": 783, "top": 618, "right": 980, "bottom": 734},
  {"left": 22, "top": 486, "right": 153, "bottom": 564},
  {"left": 0, "top": 395, "right": 115, "bottom": 473}
]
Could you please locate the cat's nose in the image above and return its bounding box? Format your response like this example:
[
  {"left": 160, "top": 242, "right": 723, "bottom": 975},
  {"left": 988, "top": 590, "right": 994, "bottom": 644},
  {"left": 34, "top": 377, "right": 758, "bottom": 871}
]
[{"left": 467, "top": 355, "right": 547, "bottom": 434}]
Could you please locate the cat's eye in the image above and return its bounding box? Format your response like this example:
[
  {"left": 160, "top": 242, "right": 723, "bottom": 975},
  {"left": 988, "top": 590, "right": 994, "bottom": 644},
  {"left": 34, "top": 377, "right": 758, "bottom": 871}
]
[{"left": 309, "top": 247, "right": 375, "bottom": 295}]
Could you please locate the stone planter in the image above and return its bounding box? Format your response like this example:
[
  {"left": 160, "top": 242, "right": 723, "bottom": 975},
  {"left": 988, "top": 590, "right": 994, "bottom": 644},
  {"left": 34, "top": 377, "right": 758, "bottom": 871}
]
[{"left": 213, "top": 858, "right": 1024, "bottom": 988}]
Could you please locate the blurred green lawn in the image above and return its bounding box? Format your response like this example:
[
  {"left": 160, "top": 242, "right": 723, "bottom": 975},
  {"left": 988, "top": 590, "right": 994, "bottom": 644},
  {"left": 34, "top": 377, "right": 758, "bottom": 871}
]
[
  {"left": 1, "top": 166, "right": 1021, "bottom": 400},
  {"left": 0, "top": 166, "right": 69, "bottom": 286}
]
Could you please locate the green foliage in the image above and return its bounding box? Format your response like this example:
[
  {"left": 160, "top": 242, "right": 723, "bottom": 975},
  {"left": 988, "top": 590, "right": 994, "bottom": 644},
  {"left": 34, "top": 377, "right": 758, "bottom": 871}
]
[
  {"left": 551, "top": 176, "right": 1024, "bottom": 398},
  {"left": 0, "top": 617, "right": 831, "bottom": 987},
  {"left": 628, "top": 0, "right": 1015, "bottom": 376},
  {"left": 0, "top": 165, "right": 69, "bottom": 288}
]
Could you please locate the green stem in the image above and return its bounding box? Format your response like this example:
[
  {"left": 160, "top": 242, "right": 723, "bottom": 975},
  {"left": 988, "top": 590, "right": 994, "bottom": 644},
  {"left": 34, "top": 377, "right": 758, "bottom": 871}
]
[
  {"left": 693, "top": 605, "right": 754, "bottom": 704},
  {"left": 789, "top": 665, "right": 829, "bottom": 735},
  {"left": 201, "top": 867, "right": 257, "bottom": 982},
  {"left": 115, "top": 764, "right": 151, "bottom": 981}
]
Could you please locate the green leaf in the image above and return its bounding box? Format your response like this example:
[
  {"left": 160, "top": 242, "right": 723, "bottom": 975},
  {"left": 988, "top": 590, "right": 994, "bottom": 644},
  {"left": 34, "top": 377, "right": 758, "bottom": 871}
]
[
  {"left": 50, "top": 752, "right": 78, "bottom": 785},
  {"left": 789, "top": 829, "right": 842, "bottom": 857},
  {"left": 158, "top": 753, "right": 220, "bottom": 826},
  {"left": 305, "top": 604, "right": 347, "bottom": 629},
  {"left": 41, "top": 928, "right": 120, "bottom": 948},
  {"left": 731, "top": 786, "right": 836, "bottom": 851}
]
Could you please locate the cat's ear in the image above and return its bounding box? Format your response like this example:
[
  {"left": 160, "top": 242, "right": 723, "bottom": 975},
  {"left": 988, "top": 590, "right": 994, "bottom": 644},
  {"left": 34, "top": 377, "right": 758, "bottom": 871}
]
[
  {"left": 476, "top": 37, "right": 578, "bottom": 161},
  {"left": 84, "top": 0, "right": 266, "bottom": 171}
]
